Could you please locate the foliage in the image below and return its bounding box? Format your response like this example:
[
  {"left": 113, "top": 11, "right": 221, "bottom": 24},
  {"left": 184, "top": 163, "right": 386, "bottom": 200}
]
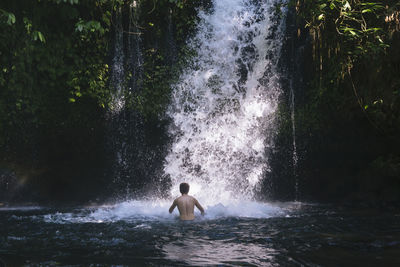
[
  {"left": 291, "top": 0, "right": 400, "bottom": 201},
  {"left": 0, "top": 0, "right": 203, "bottom": 201},
  {"left": 0, "top": 8, "right": 16, "bottom": 25},
  {"left": 0, "top": 0, "right": 113, "bottom": 161},
  {"left": 302, "top": 0, "right": 389, "bottom": 57},
  {"left": 295, "top": 0, "right": 400, "bottom": 132},
  {"left": 119, "top": 0, "right": 200, "bottom": 119}
]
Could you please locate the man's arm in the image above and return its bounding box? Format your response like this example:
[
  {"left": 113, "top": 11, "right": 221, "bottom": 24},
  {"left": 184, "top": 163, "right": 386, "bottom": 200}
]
[
  {"left": 194, "top": 198, "right": 205, "bottom": 215},
  {"left": 169, "top": 199, "right": 177, "bottom": 213}
]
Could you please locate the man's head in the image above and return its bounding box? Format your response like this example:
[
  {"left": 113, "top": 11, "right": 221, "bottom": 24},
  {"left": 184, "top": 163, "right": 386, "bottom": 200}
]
[{"left": 180, "top": 182, "right": 190, "bottom": 194}]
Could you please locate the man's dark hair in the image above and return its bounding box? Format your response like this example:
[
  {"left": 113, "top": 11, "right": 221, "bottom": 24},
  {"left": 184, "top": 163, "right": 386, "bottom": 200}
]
[{"left": 180, "top": 183, "right": 190, "bottom": 194}]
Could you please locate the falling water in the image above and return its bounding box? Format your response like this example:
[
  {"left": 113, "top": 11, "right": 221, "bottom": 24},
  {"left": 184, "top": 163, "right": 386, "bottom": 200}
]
[
  {"left": 127, "top": 0, "right": 143, "bottom": 95},
  {"left": 107, "top": 3, "right": 145, "bottom": 193},
  {"left": 108, "top": 7, "right": 128, "bottom": 187},
  {"left": 164, "top": 0, "right": 287, "bottom": 206},
  {"left": 289, "top": 78, "right": 299, "bottom": 201},
  {"left": 109, "top": 7, "right": 125, "bottom": 113}
]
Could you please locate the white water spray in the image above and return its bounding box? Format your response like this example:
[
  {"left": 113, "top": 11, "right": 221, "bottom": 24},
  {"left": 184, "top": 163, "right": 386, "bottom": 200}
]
[{"left": 164, "top": 0, "right": 287, "bottom": 206}]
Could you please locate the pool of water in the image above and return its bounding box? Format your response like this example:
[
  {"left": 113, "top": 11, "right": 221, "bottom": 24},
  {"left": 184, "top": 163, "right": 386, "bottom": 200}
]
[{"left": 0, "top": 201, "right": 399, "bottom": 266}]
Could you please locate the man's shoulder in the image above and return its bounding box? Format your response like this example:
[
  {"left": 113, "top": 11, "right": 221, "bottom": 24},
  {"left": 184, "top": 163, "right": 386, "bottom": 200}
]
[
  {"left": 177, "top": 195, "right": 196, "bottom": 201},
  {"left": 188, "top": 195, "right": 197, "bottom": 201}
]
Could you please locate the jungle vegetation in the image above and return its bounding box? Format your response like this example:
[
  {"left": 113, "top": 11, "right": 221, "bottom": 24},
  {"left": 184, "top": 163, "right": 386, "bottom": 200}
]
[{"left": 288, "top": 0, "right": 400, "bottom": 203}]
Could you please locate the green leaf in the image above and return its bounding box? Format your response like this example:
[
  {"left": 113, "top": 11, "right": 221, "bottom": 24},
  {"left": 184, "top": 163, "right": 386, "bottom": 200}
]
[
  {"left": 343, "top": 1, "right": 351, "bottom": 11},
  {"left": 362, "top": 9, "right": 372, "bottom": 14},
  {"left": 32, "top": 31, "right": 46, "bottom": 43},
  {"left": 7, "top": 13, "right": 16, "bottom": 25},
  {"left": 37, "top": 31, "right": 46, "bottom": 43},
  {"left": 23, "top": 17, "right": 32, "bottom": 33}
]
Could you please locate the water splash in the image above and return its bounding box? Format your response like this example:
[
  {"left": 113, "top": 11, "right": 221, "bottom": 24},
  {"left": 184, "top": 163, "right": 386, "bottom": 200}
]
[
  {"left": 35, "top": 201, "right": 285, "bottom": 224},
  {"left": 164, "top": 0, "right": 287, "bottom": 205}
]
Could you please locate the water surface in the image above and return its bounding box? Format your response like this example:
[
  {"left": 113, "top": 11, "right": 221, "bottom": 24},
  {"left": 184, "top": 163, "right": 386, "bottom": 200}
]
[{"left": 1, "top": 202, "right": 399, "bottom": 266}]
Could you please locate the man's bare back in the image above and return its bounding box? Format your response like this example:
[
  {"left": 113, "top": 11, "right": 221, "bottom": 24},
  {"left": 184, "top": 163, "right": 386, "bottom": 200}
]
[{"left": 169, "top": 183, "right": 205, "bottom": 220}]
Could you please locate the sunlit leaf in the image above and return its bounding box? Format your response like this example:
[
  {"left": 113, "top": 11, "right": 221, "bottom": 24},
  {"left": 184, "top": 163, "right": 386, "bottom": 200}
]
[
  {"left": 343, "top": 1, "right": 351, "bottom": 11},
  {"left": 37, "top": 31, "right": 46, "bottom": 43},
  {"left": 7, "top": 13, "right": 16, "bottom": 25}
]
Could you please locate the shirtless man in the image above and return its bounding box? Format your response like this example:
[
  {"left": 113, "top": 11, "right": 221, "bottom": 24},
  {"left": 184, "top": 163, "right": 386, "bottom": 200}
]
[{"left": 169, "top": 182, "right": 205, "bottom": 220}]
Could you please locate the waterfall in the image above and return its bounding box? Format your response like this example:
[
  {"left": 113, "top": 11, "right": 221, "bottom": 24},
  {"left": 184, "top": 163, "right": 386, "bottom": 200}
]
[
  {"left": 107, "top": 3, "right": 146, "bottom": 195},
  {"left": 289, "top": 78, "right": 299, "bottom": 201},
  {"left": 164, "top": 0, "right": 287, "bottom": 205},
  {"left": 109, "top": 7, "right": 125, "bottom": 113},
  {"left": 108, "top": 7, "right": 128, "bottom": 187},
  {"left": 127, "top": 0, "right": 143, "bottom": 96}
]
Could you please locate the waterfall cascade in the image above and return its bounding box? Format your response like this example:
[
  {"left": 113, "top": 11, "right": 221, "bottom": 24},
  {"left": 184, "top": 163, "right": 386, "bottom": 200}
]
[
  {"left": 164, "top": 0, "right": 287, "bottom": 206},
  {"left": 107, "top": 1, "right": 174, "bottom": 198},
  {"left": 107, "top": 3, "right": 146, "bottom": 195},
  {"left": 108, "top": 7, "right": 127, "bottom": 188}
]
